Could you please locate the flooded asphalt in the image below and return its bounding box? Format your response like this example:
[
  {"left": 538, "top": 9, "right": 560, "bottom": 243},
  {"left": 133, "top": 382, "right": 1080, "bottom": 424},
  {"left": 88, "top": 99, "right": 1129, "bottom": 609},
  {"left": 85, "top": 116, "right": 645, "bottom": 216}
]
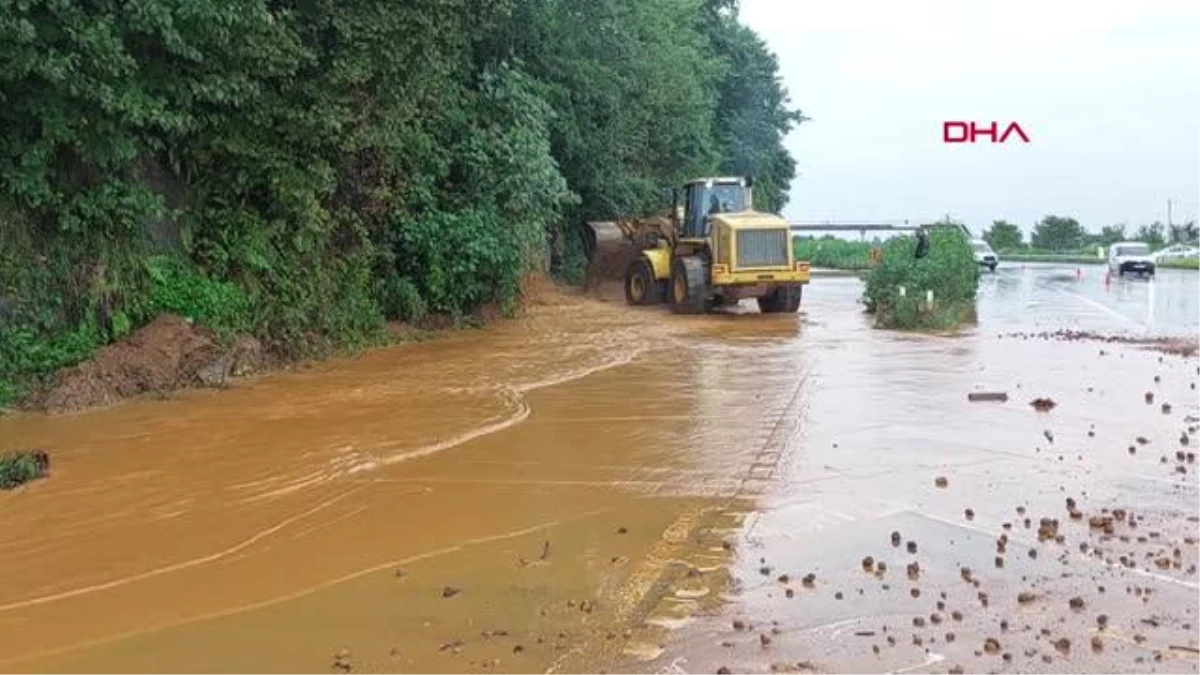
[{"left": 0, "top": 263, "right": 1196, "bottom": 674}]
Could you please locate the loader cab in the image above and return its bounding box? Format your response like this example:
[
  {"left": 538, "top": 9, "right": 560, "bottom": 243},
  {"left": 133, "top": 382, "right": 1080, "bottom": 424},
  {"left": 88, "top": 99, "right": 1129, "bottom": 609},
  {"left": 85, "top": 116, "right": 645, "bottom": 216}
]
[{"left": 676, "top": 177, "right": 752, "bottom": 239}]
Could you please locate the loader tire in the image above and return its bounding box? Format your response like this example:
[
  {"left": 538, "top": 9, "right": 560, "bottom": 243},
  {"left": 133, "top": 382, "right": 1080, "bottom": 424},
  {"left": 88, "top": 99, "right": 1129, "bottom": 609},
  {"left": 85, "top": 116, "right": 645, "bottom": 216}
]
[
  {"left": 669, "top": 257, "right": 709, "bottom": 314},
  {"left": 757, "top": 285, "right": 803, "bottom": 313},
  {"left": 624, "top": 258, "right": 662, "bottom": 305}
]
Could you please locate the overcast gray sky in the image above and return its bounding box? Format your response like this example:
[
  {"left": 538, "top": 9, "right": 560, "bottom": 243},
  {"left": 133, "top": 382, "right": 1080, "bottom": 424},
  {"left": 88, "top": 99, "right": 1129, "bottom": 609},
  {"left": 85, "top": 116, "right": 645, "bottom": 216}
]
[{"left": 740, "top": 0, "right": 1200, "bottom": 236}]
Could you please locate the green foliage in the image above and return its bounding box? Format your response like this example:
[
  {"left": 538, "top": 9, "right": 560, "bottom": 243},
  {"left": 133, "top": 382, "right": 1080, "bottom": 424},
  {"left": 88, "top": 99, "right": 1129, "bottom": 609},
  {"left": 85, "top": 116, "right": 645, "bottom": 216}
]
[
  {"left": 0, "top": 0, "right": 800, "bottom": 407},
  {"left": 0, "top": 450, "right": 48, "bottom": 489},
  {"left": 792, "top": 237, "right": 872, "bottom": 270},
  {"left": 1097, "top": 224, "right": 1128, "bottom": 246},
  {"left": 863, "top": 229, "right": 980, "bottom": 330},
  {"left": 1031, "top": 215, "right": 1085, "bottom": 251},
  {"left": 983, "top": 220, "right": 1023, "bottom": 252},
  {"left": 1136, "top": 222, "right": 1167, "bottom": 247},
  {"left": 144, "top": 255, "right": 253, "bottom": 340}
]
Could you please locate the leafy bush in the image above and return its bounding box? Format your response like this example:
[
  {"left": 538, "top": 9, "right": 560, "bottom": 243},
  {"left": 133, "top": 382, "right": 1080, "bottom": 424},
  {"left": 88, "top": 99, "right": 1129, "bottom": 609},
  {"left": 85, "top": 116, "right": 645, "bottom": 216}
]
[
  {"left": 863, "top": 229, "right": 980, "bottom": 330},
  {"left": 793, "top": 237, "right": 873, "bottom": 270},
  {"left": 376, "top": 275, "right": 427, "bottom": 324},
  {"left": 0, "top": 450, "right": 49, "bottom": 489},
  {"left": 145, "top": 256, "right": 254, "bottom": 340}
]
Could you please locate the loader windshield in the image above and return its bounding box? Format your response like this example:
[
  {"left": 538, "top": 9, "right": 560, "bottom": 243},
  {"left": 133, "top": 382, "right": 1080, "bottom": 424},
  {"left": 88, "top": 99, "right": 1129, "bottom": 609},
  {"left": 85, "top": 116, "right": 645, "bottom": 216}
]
[{"left": 706, "top": 184, "right": 747, "bottom": 215}]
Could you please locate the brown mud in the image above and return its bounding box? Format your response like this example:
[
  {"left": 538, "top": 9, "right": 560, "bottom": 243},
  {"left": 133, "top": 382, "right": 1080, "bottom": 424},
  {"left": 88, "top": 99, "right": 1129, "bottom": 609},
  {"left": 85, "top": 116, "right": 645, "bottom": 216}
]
[
  {"left": 0, "top": 284, "right": 796, "bottom": 673},
  {"left": 0, "top": 266, "right": 1196, "bottom": 673},
  {"left": 25, "top": 315, "right": 266, "bottom": 414}
]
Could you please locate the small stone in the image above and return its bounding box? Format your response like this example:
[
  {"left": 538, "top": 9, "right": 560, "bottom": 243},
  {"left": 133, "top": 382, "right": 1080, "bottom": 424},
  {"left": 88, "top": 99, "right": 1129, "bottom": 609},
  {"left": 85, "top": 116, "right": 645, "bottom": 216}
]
[
  {"left": 1091, "top": 636, "right": 1103, "bottom": 652},
  {"left": 994, "top": 556, "right": 1004, "bottom": 568},
  {"left": 951, "top": 611, "right": 963, "bottom": 622},
  {"left": 861, "top": 556, "right": 875, "bottom": 572},
  {"left": 984, "top": 637, "right": 1001, "bottom": 655},
  {"left": 1018, "top": 591, "right": 1037, "bottom": 604},
  {"left": 965, "top": 508, "right": 975, "bottom": 520},
  {"left": 441, "top": 586, "right": 462, "bottom": 598},
  {"left": 513, "top": 645, "right": 524, "bottom": 655},
  {"left": 945, "top": 632, "right": 956, "bottom": 642},
  {"left": 910, "top": 588, "right": 921, "bottom": 598},
  {"left": 733, "top": 619, "right": 746, "bottom": 631},
  {"left": 891, "top": 531, "right": 902, "bottom": 546},
  {"left": 835, "top": 591, "right": 844, "bottom": 600},
  {"left": 785, "top": 588, "right": 794, "bottom": 599},
  {"left": 802, "top": 573, "right": 816, "bottom": 587},
  {"left": 760, "top": 633, "right": 772, "bottom": 647},
  {"left": 777, "top": 573, "right": 790, "bottom": 583},
  {"left": 913, "top": 616, "right": 926, "bottom": 627},
  {"left": 1145, "top": 392, "right": 1154, "bottom": 403},
  {"left": 759, "top": 565, "right": 772, "bottom": 576},
  {"left": 617, "top": 526, "right": 628, "bottom": 534},
  {"left": 907, "top": 541, "right": 917, "bottom": 554},
  {"left": 1054, "top": 637, "right": 1071, "bottom": 654},
  {"left": 935, "top": 476, "right": 949, "bottom": 488},
  {"left": 717, "top": 668, "right": 731, "bottom": 675},
  {"left": 1162, "top": 402, "right": 1172, "bottom": 414},
  {"left": 1068, "top": 597, "right": 1085, "bottom": 610}
]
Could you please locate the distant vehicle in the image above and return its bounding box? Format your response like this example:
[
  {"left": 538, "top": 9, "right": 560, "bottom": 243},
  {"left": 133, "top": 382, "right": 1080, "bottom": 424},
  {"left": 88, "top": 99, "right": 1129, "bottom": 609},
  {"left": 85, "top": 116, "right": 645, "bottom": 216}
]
[
  {"left": 1154, "top": 244, "right": 1200, "bottom": 262},
  {"left": 1108, "top": 241, "right": 1156, "bottom": 277},
  {"left": 971, "top": 239, "right": 998, "bottom": 271}
]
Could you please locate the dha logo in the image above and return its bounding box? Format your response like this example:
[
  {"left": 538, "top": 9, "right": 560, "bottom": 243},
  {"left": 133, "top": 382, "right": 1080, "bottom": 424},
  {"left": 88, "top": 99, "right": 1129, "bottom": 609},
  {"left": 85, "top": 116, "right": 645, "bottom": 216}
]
[{"left": 943, "top": 121, "right": 1030, "bottom": 144}]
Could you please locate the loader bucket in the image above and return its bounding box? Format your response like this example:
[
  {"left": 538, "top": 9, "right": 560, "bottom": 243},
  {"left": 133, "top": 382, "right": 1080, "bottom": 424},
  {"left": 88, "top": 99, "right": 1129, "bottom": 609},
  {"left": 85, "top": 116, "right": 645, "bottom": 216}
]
[{"left": 583, "top": 220, "right": 638, "bottom": 289}]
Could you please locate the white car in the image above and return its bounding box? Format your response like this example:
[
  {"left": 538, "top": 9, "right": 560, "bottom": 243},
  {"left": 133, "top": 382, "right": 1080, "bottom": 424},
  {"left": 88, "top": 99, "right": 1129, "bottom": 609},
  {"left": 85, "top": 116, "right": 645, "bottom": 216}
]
[
  {"left": 971, "top": 239, "right": 998, "bottom": 271},
  {"left": 1108, "top": 241, "right": 1156, "bottom": 277},
  {"left": 1154, "top": 244, "right": 1200, "bottom": 262}
]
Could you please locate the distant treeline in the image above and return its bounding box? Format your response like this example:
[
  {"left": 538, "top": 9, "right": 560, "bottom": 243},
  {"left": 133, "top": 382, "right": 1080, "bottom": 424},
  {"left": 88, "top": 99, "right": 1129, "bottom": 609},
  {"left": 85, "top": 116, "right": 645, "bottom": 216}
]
[
  {"left": 979, "top": 217, "right": 1198, "bottom": 253},
  {"left": 0, "top": 0, "right": 803, "bottom": 406}
]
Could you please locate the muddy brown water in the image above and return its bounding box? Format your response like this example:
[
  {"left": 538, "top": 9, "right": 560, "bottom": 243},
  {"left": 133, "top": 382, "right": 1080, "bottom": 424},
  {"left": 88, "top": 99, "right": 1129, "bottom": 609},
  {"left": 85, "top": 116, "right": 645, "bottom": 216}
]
[{"left": 0, "top": 265, "right": 1196, "bottom": 674}]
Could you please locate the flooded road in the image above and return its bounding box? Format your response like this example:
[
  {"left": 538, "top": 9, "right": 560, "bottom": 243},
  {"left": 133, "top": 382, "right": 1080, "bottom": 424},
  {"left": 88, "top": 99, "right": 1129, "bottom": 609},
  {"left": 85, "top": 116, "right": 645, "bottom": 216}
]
[{"left": 0, "top": 264, "right": 1196, "bottom": 673}]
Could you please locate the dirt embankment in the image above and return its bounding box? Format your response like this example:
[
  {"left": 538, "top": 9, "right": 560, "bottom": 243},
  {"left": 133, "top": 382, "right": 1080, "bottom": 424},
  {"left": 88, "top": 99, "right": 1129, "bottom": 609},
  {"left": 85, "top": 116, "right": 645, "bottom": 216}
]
[
  {"left": 22, "top": 275, "right": 580, "bottom": 415},
  {"left": 26, "top": 315, "right": 266, "bottom": 414}
]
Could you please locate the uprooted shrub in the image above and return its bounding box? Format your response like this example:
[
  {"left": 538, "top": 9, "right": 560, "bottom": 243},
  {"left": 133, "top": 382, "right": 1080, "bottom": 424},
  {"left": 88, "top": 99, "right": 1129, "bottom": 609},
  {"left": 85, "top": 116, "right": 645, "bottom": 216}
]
[
  {"left": 0, "top": 450, "right": 50, "bottom": 489},
  {"left": 863, "top": 228, "right": 980, "bottom": 330}
]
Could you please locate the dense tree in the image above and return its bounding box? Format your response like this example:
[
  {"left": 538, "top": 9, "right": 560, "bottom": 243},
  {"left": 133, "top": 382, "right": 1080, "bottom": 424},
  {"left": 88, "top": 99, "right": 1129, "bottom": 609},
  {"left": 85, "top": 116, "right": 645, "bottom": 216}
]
[
  {"left": 0, "top": 0, "right": 804, "bottom": 404},
  {"left": 1097, "top": 224, "right": 1127, "bottom": 246},
  {"left": 982, "top": 220, "right": 1023, "bottom": 251},
  {"left": 1168, "top": 221, "right": 1199, "bottom": 245},
  {"left": 1031, "top": 215, "right": 1085, "bottom": 251},
  {"left": 1136, "top": 222, "right": 1166, "bottom": 247}
]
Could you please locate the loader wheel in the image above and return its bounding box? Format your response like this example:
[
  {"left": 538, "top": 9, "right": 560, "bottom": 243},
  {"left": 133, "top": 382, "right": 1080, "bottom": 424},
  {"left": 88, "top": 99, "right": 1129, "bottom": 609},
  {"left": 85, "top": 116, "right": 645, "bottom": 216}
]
[
  {"left": 757, "top": 285, "right": 803, "bottom": 313},
  {"left": 669, "top": 257, "right": 709, "bottom": 314},
  {"left": 624, "top": 258, "right": 662, "bottom": 305}
]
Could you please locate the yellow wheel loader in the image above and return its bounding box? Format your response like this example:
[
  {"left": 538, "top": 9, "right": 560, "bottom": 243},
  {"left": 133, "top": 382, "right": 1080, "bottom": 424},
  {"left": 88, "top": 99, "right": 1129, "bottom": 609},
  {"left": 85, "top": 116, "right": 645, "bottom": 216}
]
[{"left": 584, "top": 176, "right": 810, "bottom": 314}]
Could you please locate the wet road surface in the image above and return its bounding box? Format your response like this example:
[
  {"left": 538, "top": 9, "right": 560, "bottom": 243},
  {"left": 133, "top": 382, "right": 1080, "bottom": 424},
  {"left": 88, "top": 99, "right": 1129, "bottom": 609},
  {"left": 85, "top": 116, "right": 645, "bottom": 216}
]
[{"left": 0, "top": 263, "right": 1196, "bottom": 673}]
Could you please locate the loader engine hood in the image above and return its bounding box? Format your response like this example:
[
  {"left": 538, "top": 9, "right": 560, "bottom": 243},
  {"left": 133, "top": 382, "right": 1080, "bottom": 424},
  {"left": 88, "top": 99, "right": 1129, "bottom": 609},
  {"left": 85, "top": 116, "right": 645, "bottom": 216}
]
[{"left": 711, "top": 210, "right": 793, "bottom": 270}]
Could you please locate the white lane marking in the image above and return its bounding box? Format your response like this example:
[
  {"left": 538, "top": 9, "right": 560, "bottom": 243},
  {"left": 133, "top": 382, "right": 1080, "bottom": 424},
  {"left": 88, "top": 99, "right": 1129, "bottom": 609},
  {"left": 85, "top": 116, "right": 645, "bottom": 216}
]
[{"left": 1062, "top": 290, "right": 1146, "bottom": 330}]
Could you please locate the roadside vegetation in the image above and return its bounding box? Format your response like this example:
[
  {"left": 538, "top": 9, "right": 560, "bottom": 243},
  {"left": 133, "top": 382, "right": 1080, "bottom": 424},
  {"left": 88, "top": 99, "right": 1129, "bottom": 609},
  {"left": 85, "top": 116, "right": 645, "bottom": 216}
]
[
  {"left": 0, "top": 0, "right": 803, "bottom": 409},
  {"left": 792, "top": 237, "right": 874, "bottom": 270},
  {"left": 863, "top": 229, "right": 979, "bottom": 330}
]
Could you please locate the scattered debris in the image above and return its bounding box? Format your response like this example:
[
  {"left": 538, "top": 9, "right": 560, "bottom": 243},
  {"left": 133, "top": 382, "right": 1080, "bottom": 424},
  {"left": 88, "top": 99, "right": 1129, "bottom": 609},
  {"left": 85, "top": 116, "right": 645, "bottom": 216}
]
[
  {"left": 1030, "top": 397, "right": 1056, "bottom": 411},
  {"left": 968, "top": 392, "right": 1008, "bottom": 402}
]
